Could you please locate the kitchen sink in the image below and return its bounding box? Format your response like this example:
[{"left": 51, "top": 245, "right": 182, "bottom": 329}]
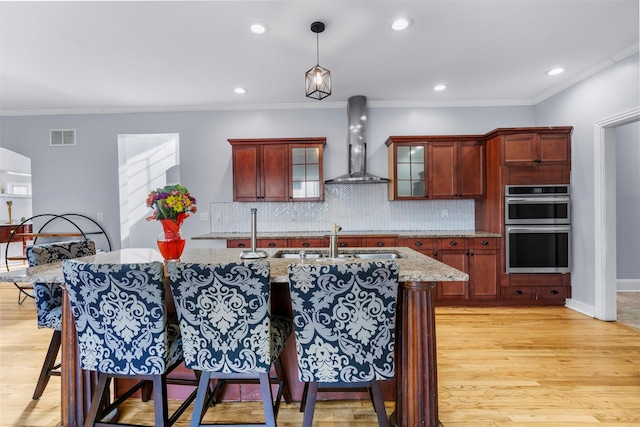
[{"left": 272, "top": 250, "right": 405, "bottom": 260}]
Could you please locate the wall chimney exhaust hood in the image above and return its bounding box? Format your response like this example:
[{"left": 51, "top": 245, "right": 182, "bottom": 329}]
[{"left": 324, "top": 95, "right": 390, "bottom": 184}]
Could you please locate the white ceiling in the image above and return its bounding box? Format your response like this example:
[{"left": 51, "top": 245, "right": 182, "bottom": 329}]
[{"left": 0, "top": 0, "right": 638, "bottom": 115}]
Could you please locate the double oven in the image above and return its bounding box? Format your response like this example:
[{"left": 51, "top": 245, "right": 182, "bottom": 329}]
[{"left": 504, "top": 185, "right": 571, "bottom": 273}]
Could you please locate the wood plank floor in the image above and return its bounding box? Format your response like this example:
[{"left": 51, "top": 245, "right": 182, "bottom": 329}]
[{"left": 1, "top": 283, "right": 639, "bottom": 427}]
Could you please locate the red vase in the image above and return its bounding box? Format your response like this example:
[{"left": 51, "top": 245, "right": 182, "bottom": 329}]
[{"left": 157, "top": 219, "right": 186, "bottom": 261}]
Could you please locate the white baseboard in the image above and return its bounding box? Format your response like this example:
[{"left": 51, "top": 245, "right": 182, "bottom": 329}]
[
  {"left": 617, "top": 279, "right": 640, "bottom": 292},
  {"left": 564, "top": 298, "right": 596, "bottom": 318}
]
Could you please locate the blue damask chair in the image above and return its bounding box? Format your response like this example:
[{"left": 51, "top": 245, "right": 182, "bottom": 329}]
[
  {"left": 167, "top": 261, "right": 292, "bottom": 427},
  {"left": 62, "top": 260, "right": 193, "bottom": 427},
  {"left": 26, "top": 238, "right": 96, "bottom": 400},
  {"left": 287, "top": 261, "right": 400, "bottom": 427}
]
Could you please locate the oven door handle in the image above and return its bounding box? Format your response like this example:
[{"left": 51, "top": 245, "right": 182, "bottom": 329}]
[
  {"left": 506, "top": 226, "right": 571, "bottom": 232},
  {"left": 505, "top": 196, "right": 571, "bottom": 203}
]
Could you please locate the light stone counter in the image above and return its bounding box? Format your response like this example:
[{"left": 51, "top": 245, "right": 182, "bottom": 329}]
[
  {"left": 193, "top": 230, "right": 501, "bottom": 240},
  {"left": 0, "top": 246, "right": 468, "bottom": 284}
]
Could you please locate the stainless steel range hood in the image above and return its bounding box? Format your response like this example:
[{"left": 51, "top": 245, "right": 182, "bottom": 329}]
[{"left": 325, "top": 95, "right": 390, "bottom": 184}]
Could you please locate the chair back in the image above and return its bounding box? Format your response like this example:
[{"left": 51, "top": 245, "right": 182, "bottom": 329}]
[
  {"left": 27, "top": 239, "right": 96, "bottom": 267},
  {"left": 62, "top": 260, "right": 175, "bottom": 375},
  {"left": 167, "top": 261, "right": 274, "bottom": 374},
  {"left": 287, "top": 261, "right": 399, "bottom": 383},
  {"left": 27, "top": 239, "right": 97, "bottom": 330}
]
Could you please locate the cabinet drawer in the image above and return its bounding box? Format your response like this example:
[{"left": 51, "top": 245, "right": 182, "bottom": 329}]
[
  {"left": 259, "top": 239, "right": 288, "bottom": 248},
  {"left": 501, "top": 286, "right": 535, "bottom": 299},
  {"left": 536, "top": 286, "right": 570, "bottom": 300},
  {"left": 363, "top": 237, "right": 397, "bottom": 248},
  {"left": 336, "top": 237, "right": 362, "bottom": 248},
  {"left": 438, "top": 238, "right": 468, "bottom": 250},
  {"left": 398, "top": 238, "right": 438, "bottom": 252},
  {"left": 288, "top": 238, "right": 326, "bottom": 248},
  {"left": 227, "top": 239, "right": 252, "bottom": 248},
  {"left": 472, "top": 237, "right": 499, "bottom": 250}
]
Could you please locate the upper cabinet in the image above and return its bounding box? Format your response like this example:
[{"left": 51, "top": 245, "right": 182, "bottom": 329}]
[
  {"left": 501, "top": 131, "right": 570, "bottom": 166},
  {"left": 386, "top": 136, "right": 485, "bottom": 200},
  {"left": 229, "top": 138, "right": 326, "bottom": 202}
]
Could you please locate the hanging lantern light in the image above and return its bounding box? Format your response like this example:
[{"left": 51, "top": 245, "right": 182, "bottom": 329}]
[{"left": 305, "top": 21, "right": 331, "bottom": 100}]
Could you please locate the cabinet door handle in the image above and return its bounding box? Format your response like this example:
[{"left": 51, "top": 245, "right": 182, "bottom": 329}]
[
  {"left": 268, "top": 242, "right": 276, "bottom": 247},
  {"left": 339, "top": 242, "right": 347, "bottom": 247},
  {"left": 377, "top": 242, "right": 385, "bottom": 247},
  {"left": 515, "top": 290, "right": 523, "bottom": 295},
  {"left": 238, "top": 243, "right": 246, "bottom": 248},
  {"left": 550, "top": 290, "right": 559, "bottom": 295},
  {"left": 481, "top": 240, "right": 489, "bottom": 246},
  {"left": 449, "top": 241, "right": 458, "bottom": 246},
  {"left": 415, "top": 241, "right": 423, "bottom": 247},
  {"left": 302, "top": 242, "right": 310, "bottom": 247}
]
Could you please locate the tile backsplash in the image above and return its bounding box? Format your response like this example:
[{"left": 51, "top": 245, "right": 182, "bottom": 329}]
[{"left": 210, "top": 184, "right": 475, "bottom": 233}]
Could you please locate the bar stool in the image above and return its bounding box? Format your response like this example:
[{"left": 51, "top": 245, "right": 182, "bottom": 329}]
[
  {"left": 287, "top": 261, "right": 399, "bottom": 427},
  {"left": 167, "top": 261, "right": 292, "bottom": 427},
  {"left": 62, "top": 260, "right": 194, "bottom": 427},
  {"left": 26, "top": 239, "right": 96, "bottom": 400}
]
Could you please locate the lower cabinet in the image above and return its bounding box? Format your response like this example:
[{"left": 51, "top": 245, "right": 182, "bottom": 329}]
[{"left": 502, "top": 273, "right": 571, "bottom": 304}]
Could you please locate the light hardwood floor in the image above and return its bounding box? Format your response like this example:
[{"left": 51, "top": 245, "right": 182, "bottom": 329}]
[{"left": 1, "top": 284, "right": 639, "bottom": 427}]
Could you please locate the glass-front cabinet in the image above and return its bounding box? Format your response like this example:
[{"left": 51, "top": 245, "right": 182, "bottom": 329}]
[
  {"left": 386, "top": 138, "right": 428, "bottom": 200},
  {"left": 229, "top": 137, "right": 326, "bottom": 202},
  {"left": 396, "top": 145, "right": 426, "bottom": 198},
  {"left": 291, "top": 145, "right": 322, "bottom": 200}
]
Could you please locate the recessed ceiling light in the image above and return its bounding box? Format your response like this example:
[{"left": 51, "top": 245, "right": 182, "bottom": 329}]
[
  {"left": 391, "top": 17, "right": 412, "bottom": 31},
  {"left": 250, "top": 23, "right": 268, "bottom": 34},
  {"left": 434, "top": 84, "right": 447, "bottom": 91},
  {"left": 234, "top": 87, "right": 247, "bottom": 94},
  {"left": 546, "top": 67, "right": 565, "bottom": 76}
]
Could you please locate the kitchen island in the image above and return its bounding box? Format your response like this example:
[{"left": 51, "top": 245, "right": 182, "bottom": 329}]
[{"left": 1, "top": 246, "right": 467, "bottom": 427}]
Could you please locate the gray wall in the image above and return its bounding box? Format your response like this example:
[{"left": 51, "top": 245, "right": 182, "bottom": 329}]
[
  {"left": 534, "top": 52, "right": 640, "bottom": 307},
  {"left": 616, "top": 121, "right": 640, "bottom": 280}
]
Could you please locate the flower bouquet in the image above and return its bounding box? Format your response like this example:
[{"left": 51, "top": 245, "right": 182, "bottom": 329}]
[{"left": 146, "top": 184, "right": 197, "bottom": 260}]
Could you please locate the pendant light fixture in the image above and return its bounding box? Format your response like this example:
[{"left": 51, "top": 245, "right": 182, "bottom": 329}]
[{"left": 305, "top": 21, "right": 331, "bottom": 100}]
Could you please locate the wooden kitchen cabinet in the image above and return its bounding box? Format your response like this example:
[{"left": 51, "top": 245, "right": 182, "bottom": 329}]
[
  {"left": 469, "top": 238, "right": 499, "bottom": 299},
  {"left": 363, "top": 236, "right": 397, "bottom": 248},
  {"left": 288, "top": 238, "right": 326, "bottom": 248},
  {"left": 398, "top": 237, "right": 438, "bottom": 256},
  {"left": 226, "top": 238, "right": 287, "bottom": 249},
  {"left": 386, "top": 136, "right": 485, "bottom": 200},
  {"left": 501, "top": 132, "right": 570, "bottom": 167},
  {"left": 429, "top": 140, "right": 485, "bottom": 199},
  {"left": 229, "top": 137, "right": 326, "bottom": 202},
  {"left": 434, "top": 238, "right": 469, "bottom": 300}
]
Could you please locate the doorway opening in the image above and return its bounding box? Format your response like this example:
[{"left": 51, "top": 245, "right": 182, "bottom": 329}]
[
  {"left": 117, "top": 134, "right": 180, "bottom": 250},
  {"left": 593, "top": 108, "right": 640, "bottom": 321}
]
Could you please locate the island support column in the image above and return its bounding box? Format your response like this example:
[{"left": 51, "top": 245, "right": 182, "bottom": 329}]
[
  {"left": 61, "top": 290, "right": 86, "bottom": 426},
  {"left": 393, "top": 281, "right": 442, "bottom": 427}
]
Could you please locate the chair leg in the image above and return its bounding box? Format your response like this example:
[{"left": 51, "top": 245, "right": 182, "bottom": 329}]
[
  {"left": 259, "top": 372, "right": 277, "bottom": 427},
  {"left": 370, "top": 380, "right": 389, "bottom": 427},
  {"left": 152, "top": 375, "right": 169, "bottom": 427},
  {"left": 190, "top": 371, "right": 212, "bottom": 427},
  {"left": 301, "top": 381, "right": 318, "bottom": 427},
  {"left": 141, "top": 380, "right": 153, "bottom": 402},
  {"left": 299, "top": 382, "right": 309, "bottom": 412},
  {"left": 85, "top": 373, "right": 110, "bottom": 427},
  {"left": 32, "top": 330, "right": 61, "bottom": 400},
  {"left": 273, "top": 356, "right": 292, "bottom": 404}
]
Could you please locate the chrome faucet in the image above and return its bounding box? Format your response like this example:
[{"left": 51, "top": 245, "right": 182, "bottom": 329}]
[
  {"left": 239, "top": 208, "right": 267, "bottom": 259},
  {"left": 329, "top": 223, "right": 342, "bottom": 258}
]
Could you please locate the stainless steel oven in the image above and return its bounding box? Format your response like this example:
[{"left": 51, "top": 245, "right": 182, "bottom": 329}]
[
  {"left": 505, "top": 185, "right": 570, "bottom": 225},
  {"left": 505, "top": 185, "right": 571, "bottom": 273},
  {"left": 505, "top": 225, "right": 571, "bottom": 273}
]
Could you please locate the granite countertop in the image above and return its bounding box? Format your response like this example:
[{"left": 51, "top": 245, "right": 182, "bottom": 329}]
[
  {"left": 0, "top": 247, "right": 468, "bottom": 284},
  {"left": 193, "top": 230, "right": 501, "bottom": 240}
]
